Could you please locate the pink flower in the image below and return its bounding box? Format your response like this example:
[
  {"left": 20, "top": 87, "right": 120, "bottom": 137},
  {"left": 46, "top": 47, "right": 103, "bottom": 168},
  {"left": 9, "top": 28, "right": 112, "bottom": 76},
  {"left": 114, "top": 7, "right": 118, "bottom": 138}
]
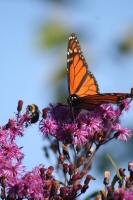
[
  {"left": 113, "top": 123, "right": 132, "bottom": 142},
  {"left": 73, "top": 129, "right": 88, "bottom": 144}
]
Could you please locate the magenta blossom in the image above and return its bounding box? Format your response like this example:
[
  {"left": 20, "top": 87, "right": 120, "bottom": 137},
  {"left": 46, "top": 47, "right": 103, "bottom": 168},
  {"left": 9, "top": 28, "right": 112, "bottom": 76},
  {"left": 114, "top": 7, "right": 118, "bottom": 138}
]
[
  {"left": 39, "top": 102, "right": 132, "bottom": 145},
  {"left": 113, "top": 188, "right": 133, "bottom": 200},
  {"left": 113, "top": 123, "right": 132, "bottom": 141}
]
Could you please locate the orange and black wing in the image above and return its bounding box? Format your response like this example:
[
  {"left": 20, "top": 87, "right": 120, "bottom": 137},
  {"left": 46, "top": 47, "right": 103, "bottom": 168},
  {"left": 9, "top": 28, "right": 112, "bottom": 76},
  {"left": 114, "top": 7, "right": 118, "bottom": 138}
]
[
  {"left": 67, "top": 33, "right": 99, "bottom": 98},
  {"left": 77, "top": 93, "right": 132, "bottom": 110},
  {"left": 67, "top": 33, "right": 133, "bottom": 111}
]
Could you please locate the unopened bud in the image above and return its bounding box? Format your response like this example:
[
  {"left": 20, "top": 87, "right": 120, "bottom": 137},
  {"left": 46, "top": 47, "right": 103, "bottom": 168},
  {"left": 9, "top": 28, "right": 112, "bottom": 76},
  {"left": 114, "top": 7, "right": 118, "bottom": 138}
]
[
  {"left": 80, "top": 170, "right": 86, "bottom": 178},
  {"left": 46, "top": 166, "right": 54, "bottom": 178},
  {"left": 40, "top": 167, "right": 46, "bottom": 176},
  {"left": 77, "top": 157, "right": 86, "bottom": 168},
  {"left": 71, "top": 173, "right": 81, "bottom": 181},
  {"left": 68, "top": 164, "right": 74, "bottom": 175},
  {"left": 81, "top": 184, "right": 88, "bottom": 193},
  {"left": 128, "top": 162, "right": 133, "bottom": 171},
  {"left": 119, "top": 168, "right": 125, "bottom": 178},
  {"left": 63, "top": 163, "right": 68, "bottom": 174},
  {"left": 17, "top": 100, "right": 23, "bottom": 112},
  {"left": 86, "top": 147, "right": 94, "bottom": 158},
  {"left": 126, "top": 176, "right": 130, "bottom": 188},
  {"left": 59, "top": 154, "right": 65, "bottom": 164},
  {"left": 100, "top": 190, "right": 106, "bottom": 199},
  {"left": 42, "top": 108, "right": 49, "bottom": 119},
  {"left": 103, "top": 171, "right": 110, "bottom": 185},
  {"left": 62, "top": 144, "right": 70, "bottom": 159},
  {"left": 60, "top": 187, "right": 67, "bottom": 198},
  {"left": 107, "top": 186, "right": 113, "bottom": 196},
  {"left": 84, "top": 175, "right": 95, "bottom": 184},
  {"left": 72, "top": 184, "right": 82, "bottom": 192}
]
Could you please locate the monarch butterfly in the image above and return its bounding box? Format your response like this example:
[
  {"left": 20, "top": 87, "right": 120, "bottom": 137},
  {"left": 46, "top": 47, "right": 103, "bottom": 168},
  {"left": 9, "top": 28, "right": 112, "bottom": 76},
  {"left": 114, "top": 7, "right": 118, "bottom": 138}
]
[{"left": 67, "top": 33, "right": 133, "bottom": 118}]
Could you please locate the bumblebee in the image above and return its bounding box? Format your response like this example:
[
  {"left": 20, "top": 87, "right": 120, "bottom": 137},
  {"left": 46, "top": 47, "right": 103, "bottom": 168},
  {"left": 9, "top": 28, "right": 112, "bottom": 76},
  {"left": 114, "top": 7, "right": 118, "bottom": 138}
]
[{"left": 26, "top": 104, "right": 39, "bottom": 123}]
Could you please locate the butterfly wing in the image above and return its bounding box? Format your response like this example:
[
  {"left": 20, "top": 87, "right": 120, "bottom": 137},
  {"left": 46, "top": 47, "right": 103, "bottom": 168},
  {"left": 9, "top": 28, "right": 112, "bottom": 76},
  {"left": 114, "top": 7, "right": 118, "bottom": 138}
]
[
  {"left": 67, "top": 33, "right": 132, "bottom": 112},
  {"left": 67, "top": 33, "right": 99, "bottom": 98},
  {"left": 77, "top": 93, "right": 132, "bottom": 110}
]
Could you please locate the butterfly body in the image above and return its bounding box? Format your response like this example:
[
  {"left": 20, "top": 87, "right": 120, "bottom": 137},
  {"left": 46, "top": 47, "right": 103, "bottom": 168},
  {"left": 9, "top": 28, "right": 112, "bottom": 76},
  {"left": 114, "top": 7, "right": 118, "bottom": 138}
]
[{"left": 67, "top": 33, "right": 133, "bottom": 116}]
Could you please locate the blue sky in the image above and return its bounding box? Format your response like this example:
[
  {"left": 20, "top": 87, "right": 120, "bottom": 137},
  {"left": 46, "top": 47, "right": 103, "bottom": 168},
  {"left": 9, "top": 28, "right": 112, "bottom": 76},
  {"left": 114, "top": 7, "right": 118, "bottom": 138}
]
[{"left": 0, "top": 1, "right": 133, "bottom": 198}]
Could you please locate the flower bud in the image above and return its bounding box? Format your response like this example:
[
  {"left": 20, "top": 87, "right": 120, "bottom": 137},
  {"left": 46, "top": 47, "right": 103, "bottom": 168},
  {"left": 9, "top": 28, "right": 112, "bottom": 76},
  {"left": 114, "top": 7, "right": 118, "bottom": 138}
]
[
  {"left": 84, "top": 175, "right": 95, "bottom": 184},
  {"left": 40, "top": 167, "right": 46, "bottom": 177},
  {"left": 60, "top": 187, "right": 67, "bottom": 198},
  {"left": 77, "top": 157, "right": 86, "bottom": 168},
  {"left": 71, "top": 173, "right": 81, "bottom": 181},
  {"left": 72, "top": 184, "right": 82, "bottom": 196},
  {"left": 126, "top": 176, "right": 130, "bottom": 188},
  {"left": 46, "top": 166, "right": 54, "bottom": 178},
  {"left": 119, "top": 168, "right": 125, "bottom": 178},
  {"left": 103, "top": 171, "right": 110, "bottom": 185},
  {"left": 73, "top": 184, "right": 82, "bottom": 192},
  {"left": 94, "top": 194, "right": 101, "bottom": 200},
  {"left": 68, "top": 164, "right": 74, "bottom": 175},
  {"left": 62, "top": 144, "right": 70, "bottom": 159},
  {"left": 17, "top": 100, "right": 23, "bottom": 112},
  {"left": 107, "top": 186, "right": 113, "bottom": 196},
  {"left": 59, "top": 154, "right": 65, "bottom": 164},
  {"left": 128, "top": 162, "right": 133, "bottom": 171},
  {"left": 42, "top": 108, "right": 49, "bottom": 119},
  {"left": 80, "top": 170, "right": 86, "bottom": 178},
  {"left": 63, "top": 163, "right": 68, "bottom": 174},
  {"left": 100, "top": 190, "right": 106, "bottom": 199},
  {"left": 81, "top": 184, "right": 88, "bottom": 193},
  {"left": 86, "top": 147, "right": 94, "bottom": 158}
]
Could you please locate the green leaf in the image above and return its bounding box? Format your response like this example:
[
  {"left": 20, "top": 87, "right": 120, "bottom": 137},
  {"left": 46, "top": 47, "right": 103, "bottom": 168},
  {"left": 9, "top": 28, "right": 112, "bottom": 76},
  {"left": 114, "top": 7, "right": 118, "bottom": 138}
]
[{"left": 107, "top": 153, "right": 122, "bottom": 181}]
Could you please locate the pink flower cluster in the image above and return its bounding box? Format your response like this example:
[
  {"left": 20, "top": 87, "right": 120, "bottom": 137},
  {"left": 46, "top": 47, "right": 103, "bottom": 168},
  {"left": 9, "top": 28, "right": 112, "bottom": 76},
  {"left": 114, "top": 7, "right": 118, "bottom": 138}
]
[
  {"left": 0, "top": 99, "right": 132, "bottom": 199},
  {"left": 39, "top": 100, "right": 132, "bottom": 145}
]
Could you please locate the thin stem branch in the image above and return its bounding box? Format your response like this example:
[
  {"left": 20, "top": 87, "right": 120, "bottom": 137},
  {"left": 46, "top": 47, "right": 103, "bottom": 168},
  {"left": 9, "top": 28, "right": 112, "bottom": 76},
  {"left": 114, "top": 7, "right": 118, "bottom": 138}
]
[{"left": 83, "top": 144, "right": 100, "bottom": 172}]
